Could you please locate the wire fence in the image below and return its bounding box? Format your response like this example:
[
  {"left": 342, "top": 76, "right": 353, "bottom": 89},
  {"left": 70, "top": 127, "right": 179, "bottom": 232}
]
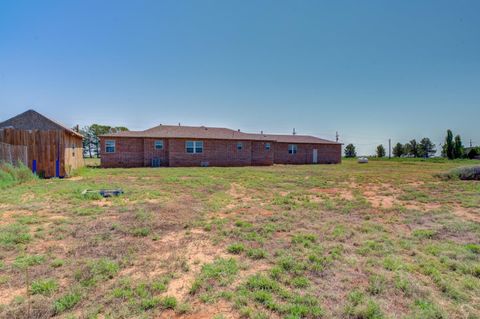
[{"left": 0, "top": 142, "right": 28, "bottom": 167}]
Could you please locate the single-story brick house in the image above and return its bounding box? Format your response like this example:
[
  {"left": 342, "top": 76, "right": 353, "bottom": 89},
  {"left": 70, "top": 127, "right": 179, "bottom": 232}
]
[{"left": 100, "top": 124, "right": 341, "bottom": 168}]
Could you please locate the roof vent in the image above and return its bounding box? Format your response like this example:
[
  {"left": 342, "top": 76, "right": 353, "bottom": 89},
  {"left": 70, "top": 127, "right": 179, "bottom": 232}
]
[
  {"left": 293, "top": 128, "right": 296, "bottom": 135},
  {"left": 178, "top": 122, "right": 181, "bottom": 126},
  {"left": 238, "top": 129, "right": 240, "bottom": 132},
  {"left": 261, "top": 130, "right": 263, "bottom": 134}
]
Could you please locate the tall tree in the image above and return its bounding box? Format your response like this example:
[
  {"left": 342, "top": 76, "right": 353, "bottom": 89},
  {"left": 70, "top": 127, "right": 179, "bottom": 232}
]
[
  {"left": 88, "top": 124, "right": 129, "bottom": 157},
  {"left": 443, "top": 129, "right": 455, "bottom": 159},
  {"left": 344, "top": 144, "right": 356, "bottom": 158},
  {"left": 454, "top": 135, "right": 464, "bottom": 159},
  {"left": 79, "top": 126, "right": 94, "bottom": 158},
  {"left": 418, "top": 138, "right": 436, "bottom": 158},
  {"left": 392, "top": 143, "right": 404, "bottom": 157},
  {"left": 405, "top": 139, "right": 419, "bottom": 157},
  {"left": 376, "top": 145, "right": 386, "bottom": 158}
]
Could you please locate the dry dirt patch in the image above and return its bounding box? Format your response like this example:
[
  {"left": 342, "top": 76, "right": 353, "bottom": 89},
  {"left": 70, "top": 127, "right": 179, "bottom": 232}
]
[{"left": 309, "top": 187, "right": 354, "bottom": 200}]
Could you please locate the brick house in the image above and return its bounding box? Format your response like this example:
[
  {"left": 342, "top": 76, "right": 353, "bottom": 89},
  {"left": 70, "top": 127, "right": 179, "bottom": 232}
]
[{"left": 100, "top": 125, "right": 341, "bottom": 168}]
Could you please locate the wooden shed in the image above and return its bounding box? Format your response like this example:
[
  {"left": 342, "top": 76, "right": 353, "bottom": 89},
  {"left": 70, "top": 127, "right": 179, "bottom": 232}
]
[{"left": 0, "top": 109, "right": 84, "bottom": 177}]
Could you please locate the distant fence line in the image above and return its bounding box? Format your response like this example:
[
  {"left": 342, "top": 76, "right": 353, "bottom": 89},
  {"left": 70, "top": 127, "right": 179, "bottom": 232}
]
[{"left": 0, "top": 142, "right": 28, "bottom": 167}]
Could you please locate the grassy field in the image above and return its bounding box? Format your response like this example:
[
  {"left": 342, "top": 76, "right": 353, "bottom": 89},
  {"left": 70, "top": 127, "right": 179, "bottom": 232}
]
[{"left": 0, "top": 159, "right": 479, "bottom": 319}]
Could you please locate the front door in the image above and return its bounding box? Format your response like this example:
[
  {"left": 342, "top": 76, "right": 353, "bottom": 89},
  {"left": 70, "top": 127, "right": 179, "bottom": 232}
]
[{"left": 313, "top": 149, "right": 318, "bottom": 164}]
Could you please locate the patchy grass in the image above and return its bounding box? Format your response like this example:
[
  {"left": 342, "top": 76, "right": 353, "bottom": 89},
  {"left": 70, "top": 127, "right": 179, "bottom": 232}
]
[{"left": 0, "top": 158, "right": 478, "bottom": 318}]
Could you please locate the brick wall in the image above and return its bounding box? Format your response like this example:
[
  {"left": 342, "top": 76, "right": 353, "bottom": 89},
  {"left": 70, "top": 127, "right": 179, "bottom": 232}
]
[
  {"left": 100, "top": 137, "right": 144, "bottom": 168},
  {"left": 273, "top": 143, "right": 341, "bottom": 164},
  {"left": 100, "top": 137, "right": 341, "bottom": 168},
  {"left": 168, "top": 139, "right": 255, "bottom": 167},
  {"left": 251, "top": 141, "right": 274, "bottom": 165},
  {"left": 143, "top": 138, "right": 169, "bottom": 166}
]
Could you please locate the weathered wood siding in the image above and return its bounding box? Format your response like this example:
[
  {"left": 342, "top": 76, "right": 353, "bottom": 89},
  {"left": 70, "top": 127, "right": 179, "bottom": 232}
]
[{"left": 0, "top": 128, "right": 84, "bottom": 177}]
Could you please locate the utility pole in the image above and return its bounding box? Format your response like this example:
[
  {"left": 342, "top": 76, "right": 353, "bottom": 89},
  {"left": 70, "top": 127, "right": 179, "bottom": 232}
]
[
  {"left": 388, "top": 139, "right": 391, "bottom": 159},
  {"left": 336, "top": 131, "right": 339, "bottom": 142}
]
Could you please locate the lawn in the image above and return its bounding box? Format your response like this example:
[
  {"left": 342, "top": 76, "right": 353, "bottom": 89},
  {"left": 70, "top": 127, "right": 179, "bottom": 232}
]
[{"left": 0, "top": 159, "right": 479, "bottom": 318}]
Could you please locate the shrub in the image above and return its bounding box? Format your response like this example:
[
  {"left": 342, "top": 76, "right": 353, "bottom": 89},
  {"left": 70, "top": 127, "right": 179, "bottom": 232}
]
[
  {"left": 13, "top": 254, "right": 45, "bottom": 269},
  {"left": 344, "top": 290, "right": 384, "bottom": 319},
  {"left": 367, "top": 275, "right": 385, "bottom": 295},
  {"left": 75, "top": 258, "right": 119, "bottom": 286},
  {"left": 190, "top": 258, "right": 238, "bottom": 294},
  {"left": 438, "top": 166, "right": 480, "bottom": 181},
  {"left": 0, "top": 224, "right": 32, "bottom": 249},
  {"left": 465, "top": 243, "right": 480, "bottom": 254},
  {"left": 160, "top": 296, "right": 177, "bottom": 309},
  {"left": 413, "top": 229, "right": 436, "bottom": 239},
  {"left": 53, "top": 291, "right": 82, "bottom": 314},
  {"left": 30, "top": 278, "right": 59, "bottom": 296},
  {"left": 291, "top": 276, "right": 310, "bottom": 288},
  {"left": 132, "top": 227, "right": 150, "bottom": 237},
  {"left": 0, "top": 162, "right": 36, "bottom": 189},
  {"left": 227, "top": 243, "right": 245, "bottom": 254},
  {"left": 409, "top": 299, "right": 446, "bottom": 319},
  {"left": 247, "top": 248, "right": 267, "bottom": 260}
]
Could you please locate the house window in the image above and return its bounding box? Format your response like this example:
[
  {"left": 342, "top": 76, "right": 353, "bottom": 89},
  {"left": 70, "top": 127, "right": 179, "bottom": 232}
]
[
  {"left": 237, "top": 142, "right": 243, "bottom": 150},
  {"left": 265, "top": 143, "right": 271, "bottom": 150},
  {"left": 288, "top": 144, "right": 297, "bottom": 154},
  {"left": 154, "top": 140, "right": 164, "bottom": 150},
  {"left": 106, "top": 140, "right": 116, "bottom": 153},
  {"left": 72, "top": 144, "right": 75, "bottom": 157},
  {"left": 186, "top": 141, "right": 203, "bottom": 154}
]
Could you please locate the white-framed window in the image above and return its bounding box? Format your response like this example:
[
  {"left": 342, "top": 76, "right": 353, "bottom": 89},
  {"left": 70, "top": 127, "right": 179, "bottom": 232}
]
[
  {"left": 105, "top": 140, "right": 116, "bottom": 153},
  {"left": 186, "top": 141, "right": 203, "bottom": 154},
  {"left": 154, "top": 140, "right": 164, "bottom": 150},
  {"left": 237, "top": 142, "right": 243, "bottom": 150},
  {"left": 288, "top": 144, "right": 297, "bottom": 154},
  {"left": 265, "top": 143, "right": 271, "bottom": 150}
]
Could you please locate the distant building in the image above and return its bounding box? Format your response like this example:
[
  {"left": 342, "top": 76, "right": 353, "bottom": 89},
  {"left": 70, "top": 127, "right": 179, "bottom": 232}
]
[
  {"left": 100, "top": 124, "right": 341, "bottom": 168},
  {"left": 0, "top": 110, "right": 84, "bottom": 177}
]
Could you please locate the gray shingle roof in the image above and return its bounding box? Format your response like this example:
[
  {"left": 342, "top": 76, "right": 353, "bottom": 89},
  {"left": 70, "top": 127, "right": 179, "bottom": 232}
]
[{"left": 101, "top": 124, "right": 339, "bottom": 144}]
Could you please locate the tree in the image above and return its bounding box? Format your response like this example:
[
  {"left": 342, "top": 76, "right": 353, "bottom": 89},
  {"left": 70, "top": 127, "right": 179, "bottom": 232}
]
[
  {"left": 454, "top": 135, "right": 464, "bottom": 159},
  {"left": 405, "top": 139, "right": 419, "bottom": 157},
  {"left": 392, "top": 143, "right": 404, "bottom": 157},
  {"left": 80, "top": 126, "right": 94, "bottom": 158},
  {"left": 376, "top": 145, "right": 386, "bottom": 158},
  {"left": 344, "top": 144, "right": 356, "bottom": 158},
  {"left": 467, "top": 147, "right": 480, "bottom": 159},
  {"left": 442, "top": 129, "right": 454, "bottom": 159},
  {"left": 418, "top": 138, "right": 436, "bottom": 158},
  {"left": 82, "top": 124, "right": 129, "bottom": 158}
]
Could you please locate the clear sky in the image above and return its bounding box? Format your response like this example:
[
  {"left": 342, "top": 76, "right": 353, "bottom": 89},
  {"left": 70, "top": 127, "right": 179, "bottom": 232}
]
[{"left": 1, "top": 0, "right": 479, "bottom": 155}]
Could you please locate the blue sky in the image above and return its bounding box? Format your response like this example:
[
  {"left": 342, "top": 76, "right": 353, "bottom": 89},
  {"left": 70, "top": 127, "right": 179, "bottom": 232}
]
[{"left": 1, "top": 0, "right": 479, "bottom": 155}]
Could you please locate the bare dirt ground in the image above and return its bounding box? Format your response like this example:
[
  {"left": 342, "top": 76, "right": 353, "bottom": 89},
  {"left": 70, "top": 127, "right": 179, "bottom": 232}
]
[{"left": 0, "top": 159, "right": 479, "bottom": 318}]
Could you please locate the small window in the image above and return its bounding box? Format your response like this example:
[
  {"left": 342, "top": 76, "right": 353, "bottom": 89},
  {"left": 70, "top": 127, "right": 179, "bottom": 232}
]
[
  {"left": 288, "top": 144, "right": 297, "bottom": 154},
  {"left": 186, "top": 141, "right": 203, "bottom": 154},
  {"left": 106, "top": 140, "right": 116, "bottom": 153},
  {"left": 154, "top": 140, "right": 164, "bottom": 150},
  {"left": 195, "top": 141, "right": 203, "bottom": 153},
  {"left": 237, "top": 142, "right": 243, "bottom": 150},
  {"left": 265, "top": 143, "right": 271, "bottom": 150}
]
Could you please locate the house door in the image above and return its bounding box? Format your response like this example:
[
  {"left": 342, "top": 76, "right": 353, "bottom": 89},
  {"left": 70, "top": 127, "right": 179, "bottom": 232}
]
[{"left": 312, "top": 149, "right": 318, "bottom": 164}]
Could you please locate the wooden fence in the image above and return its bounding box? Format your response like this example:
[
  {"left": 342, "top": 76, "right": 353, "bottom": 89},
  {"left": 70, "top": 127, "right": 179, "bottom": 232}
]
[{"left": 0, "top": 142, "right": 28, "bottom": 166}]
